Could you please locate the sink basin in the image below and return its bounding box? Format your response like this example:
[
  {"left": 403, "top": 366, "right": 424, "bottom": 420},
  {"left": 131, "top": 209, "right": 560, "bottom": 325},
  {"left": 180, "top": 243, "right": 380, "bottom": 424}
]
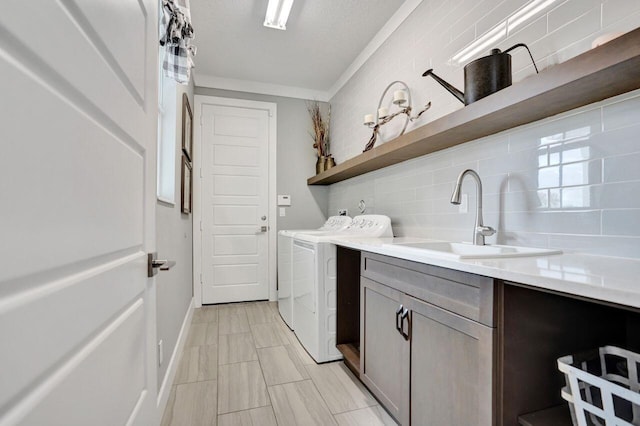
[{"left": 386, "top": 241, "right": 562, "bottom": 259}]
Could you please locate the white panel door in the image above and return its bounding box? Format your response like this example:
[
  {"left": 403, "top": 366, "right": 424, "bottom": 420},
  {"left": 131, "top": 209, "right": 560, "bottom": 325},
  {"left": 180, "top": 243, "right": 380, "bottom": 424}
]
[
  {"left": 0, "top": 1, "right": 158, "bottom": 425},
  {"left": 200, "top": 104, "right": 270, "bottom": 303}
]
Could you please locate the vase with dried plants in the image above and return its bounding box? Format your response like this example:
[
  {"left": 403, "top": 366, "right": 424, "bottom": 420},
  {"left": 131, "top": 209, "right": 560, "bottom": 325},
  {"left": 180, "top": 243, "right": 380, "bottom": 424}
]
[{"left": 307, "top": 101, "right": 333, "bottom": 174}]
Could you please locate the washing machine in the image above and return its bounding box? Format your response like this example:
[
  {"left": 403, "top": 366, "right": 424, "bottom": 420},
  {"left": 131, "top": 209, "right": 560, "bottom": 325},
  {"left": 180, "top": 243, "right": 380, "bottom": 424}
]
[
  {"left": 277, "top": 216, "right": 352, "bottom": 330},
  {"left": 292, "top": 215, "right": 393, "bottom": 363}
]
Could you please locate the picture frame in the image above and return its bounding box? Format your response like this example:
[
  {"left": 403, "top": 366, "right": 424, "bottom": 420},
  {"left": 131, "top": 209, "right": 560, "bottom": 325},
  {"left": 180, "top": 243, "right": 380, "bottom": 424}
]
[
  {"left": 181, "top": 155, "right": 192, "bottom": 214},
  {"left": 182, "top": 93, "right": 193, "bottom": 162}
]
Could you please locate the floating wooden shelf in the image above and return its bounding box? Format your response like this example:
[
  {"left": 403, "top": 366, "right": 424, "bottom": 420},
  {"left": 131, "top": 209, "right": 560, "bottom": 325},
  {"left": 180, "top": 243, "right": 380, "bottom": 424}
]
[{"left": 308, "top": 27, "right": 640, "bottom": 185}]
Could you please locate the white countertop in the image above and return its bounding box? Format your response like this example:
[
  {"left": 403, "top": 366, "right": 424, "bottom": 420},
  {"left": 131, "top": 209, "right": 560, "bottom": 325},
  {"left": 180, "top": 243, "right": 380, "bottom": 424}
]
[{"left": 331, "top": 237, "right": 640, "bottom": 310}]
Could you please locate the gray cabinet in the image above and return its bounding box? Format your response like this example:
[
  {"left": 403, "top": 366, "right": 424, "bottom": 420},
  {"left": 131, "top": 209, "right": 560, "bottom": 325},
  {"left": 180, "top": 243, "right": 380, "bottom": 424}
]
[
  {"left": 360, "top": 252, "right": 496, "bottom": 426},
  {"left": 405, "top": 295, "right": 494, "bottom": 426},
  {"left": 360, "top": 277, "right": 408, "bottom": 424}
]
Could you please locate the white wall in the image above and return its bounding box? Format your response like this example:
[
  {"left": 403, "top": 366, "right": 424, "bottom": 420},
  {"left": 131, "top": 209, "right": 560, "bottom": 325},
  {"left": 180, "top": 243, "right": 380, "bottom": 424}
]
[
  {"left": 156, "top": 78, "right": 195, "bottom": 388},
  {"left": 193, "top": 87, "right": 329, "bottom": 231},
  {"left": 328, "top": 0, "right": 640, "bottom": 258}
]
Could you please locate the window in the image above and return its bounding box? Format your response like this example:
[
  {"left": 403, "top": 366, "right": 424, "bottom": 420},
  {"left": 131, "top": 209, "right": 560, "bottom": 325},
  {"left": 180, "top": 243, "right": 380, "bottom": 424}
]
[{"left": 157, "top": 5, "right": 177, "bottom": 204}]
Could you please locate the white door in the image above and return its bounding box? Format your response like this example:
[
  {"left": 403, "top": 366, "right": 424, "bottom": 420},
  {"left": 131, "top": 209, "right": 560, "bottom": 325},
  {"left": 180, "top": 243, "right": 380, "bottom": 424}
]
[
  {"left": 199, "top": 102, "right": 273, "bottom": 304},
  {"left": 0, "top": 1, "right": 158, "bottom": 425}
]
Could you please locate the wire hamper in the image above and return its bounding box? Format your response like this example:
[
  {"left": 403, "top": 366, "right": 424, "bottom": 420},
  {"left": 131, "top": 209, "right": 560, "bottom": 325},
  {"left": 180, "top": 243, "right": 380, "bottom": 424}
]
[{"left": 558, "top": 346, "right": 640, "bottom": 426}]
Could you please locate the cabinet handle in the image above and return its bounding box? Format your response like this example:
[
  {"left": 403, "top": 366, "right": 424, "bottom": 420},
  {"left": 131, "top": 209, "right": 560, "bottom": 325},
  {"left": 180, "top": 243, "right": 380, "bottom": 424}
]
[
  {"left": 399, "top": 308, "right": 410, "bottom": 341},
  {"left": 395, "top": 305, "right": 404, "bottom": 334}
]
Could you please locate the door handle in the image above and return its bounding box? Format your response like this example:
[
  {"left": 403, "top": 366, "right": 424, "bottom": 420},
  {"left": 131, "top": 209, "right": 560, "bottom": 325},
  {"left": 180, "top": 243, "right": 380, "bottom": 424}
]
[
  {"left": 256, "top": 226, "right": 268, "bottom": 234},
  {"left": 399, "top": 308, "right": 410, "bottom": 341},
  {"left": 148, "top": 252, "right": 176, "bottom": 277},
  {"left": 154, "top": 259, "right": 176, "bottom": 270}
]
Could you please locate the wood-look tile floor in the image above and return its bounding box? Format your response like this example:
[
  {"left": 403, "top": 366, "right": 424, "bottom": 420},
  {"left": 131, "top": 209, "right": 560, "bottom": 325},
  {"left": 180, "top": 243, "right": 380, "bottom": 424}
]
[{"left": 161, "top": 301, "right": 397, "bottom": 426}]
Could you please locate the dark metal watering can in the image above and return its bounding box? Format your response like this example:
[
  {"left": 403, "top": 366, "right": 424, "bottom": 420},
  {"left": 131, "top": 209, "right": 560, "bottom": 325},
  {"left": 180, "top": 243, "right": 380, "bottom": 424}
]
[{"left": 422, "top": 43, "right": 538, "bottom": 105}]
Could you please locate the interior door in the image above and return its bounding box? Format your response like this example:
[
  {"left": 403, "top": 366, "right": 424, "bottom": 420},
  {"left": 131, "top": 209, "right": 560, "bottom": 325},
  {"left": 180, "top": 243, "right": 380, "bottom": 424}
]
[
  {"left": 200, "top": 104, "right": 270, "bottom": 303},
  {"left": 0, "top": 1, "right": 158, "bottom": 425}
]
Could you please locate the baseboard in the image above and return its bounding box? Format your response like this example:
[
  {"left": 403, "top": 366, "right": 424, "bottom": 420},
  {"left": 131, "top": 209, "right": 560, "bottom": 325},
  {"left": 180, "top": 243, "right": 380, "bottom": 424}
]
[{"left": 156, "top": 297, "right": 194, "bottom": 416}]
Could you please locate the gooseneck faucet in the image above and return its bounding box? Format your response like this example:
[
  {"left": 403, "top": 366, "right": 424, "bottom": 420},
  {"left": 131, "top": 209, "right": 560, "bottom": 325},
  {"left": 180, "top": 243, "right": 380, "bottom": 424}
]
[{"left": 450, "top": 169, "right": 496, "bottom": 245}]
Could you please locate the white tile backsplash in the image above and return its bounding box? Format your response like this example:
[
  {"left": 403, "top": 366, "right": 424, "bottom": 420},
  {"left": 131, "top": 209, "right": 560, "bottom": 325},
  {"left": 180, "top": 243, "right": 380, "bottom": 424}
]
[
  {"left": 603, "top": 0, "right": 640, "bottom": 27},
  {"left": 603, "top": 210, "right": 640, "bottom": 236},
  {"left": 327, "top": 0, "right": 640, "bottom": 258},
  {"left": 604, "top": 153, "right": 640, "bottom": 183},
  {"left": 547, "top": 0, "right": 602, "bottom": 33},
  {"left": 476, "top": 0, "right": 529, "bottom": 36},
  {"left": 548, "top": 234, "right": 640, "bottom": 258},
  {"left": 603, "top": 94, "right": 640, "bottom": 131},
  {"left": 599, "top": 181, "right": 640, "bottom": 209}
]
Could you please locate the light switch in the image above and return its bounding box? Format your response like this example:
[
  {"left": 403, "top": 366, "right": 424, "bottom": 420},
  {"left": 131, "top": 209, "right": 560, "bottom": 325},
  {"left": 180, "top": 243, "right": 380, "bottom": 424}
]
[
  {"left": 279, "top": 207, "right": 286, "bottom": 217},
  {"left": 277, "top": 195, "right": 291, "bottom": 206}
]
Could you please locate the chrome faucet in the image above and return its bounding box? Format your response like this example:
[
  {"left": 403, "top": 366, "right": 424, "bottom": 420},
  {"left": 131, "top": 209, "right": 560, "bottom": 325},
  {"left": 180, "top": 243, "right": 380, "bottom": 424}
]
[{"left": 450, "top": 169, "right": 496, "bottom": 245}]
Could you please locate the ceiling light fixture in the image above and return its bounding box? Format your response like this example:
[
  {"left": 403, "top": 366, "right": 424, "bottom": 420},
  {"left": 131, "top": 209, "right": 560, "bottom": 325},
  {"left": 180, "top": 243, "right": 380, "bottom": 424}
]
[{"left": 264, "top": 0, "right": 294, "bottom": 30}]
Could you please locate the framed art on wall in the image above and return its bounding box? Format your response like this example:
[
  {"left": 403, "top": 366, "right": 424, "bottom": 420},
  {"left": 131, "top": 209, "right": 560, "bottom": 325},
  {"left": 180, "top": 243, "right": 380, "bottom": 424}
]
[
  {"left": 181, "top": 155, "right": 192, "bottom": 214},
  {"left": 182, "top": 93, "right": 193, "bottom": 162}
]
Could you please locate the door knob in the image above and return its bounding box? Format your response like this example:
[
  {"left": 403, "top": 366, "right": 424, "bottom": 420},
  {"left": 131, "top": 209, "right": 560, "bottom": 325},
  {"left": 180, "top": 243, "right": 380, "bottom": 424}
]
[
  {"left": 256, "top": 226, "right": 268, "bottom": 234},
  {"left": 261, "top": 216, "right": 267, "bottom": 221}
]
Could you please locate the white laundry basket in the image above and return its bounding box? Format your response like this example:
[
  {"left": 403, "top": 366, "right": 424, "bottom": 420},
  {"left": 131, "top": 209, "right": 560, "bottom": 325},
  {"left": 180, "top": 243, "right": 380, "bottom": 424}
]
[{"left": 558, "top": 346, "right": 640, "bottom": 426}]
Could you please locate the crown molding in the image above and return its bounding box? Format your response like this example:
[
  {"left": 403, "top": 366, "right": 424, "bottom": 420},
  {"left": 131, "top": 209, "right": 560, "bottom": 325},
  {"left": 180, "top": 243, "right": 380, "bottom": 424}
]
[
  {"left": 327, "top": 0, "right": 424, "bottom": 100},
  {"left": 194, "top": 74, "right": 330, "bottom": 101}
]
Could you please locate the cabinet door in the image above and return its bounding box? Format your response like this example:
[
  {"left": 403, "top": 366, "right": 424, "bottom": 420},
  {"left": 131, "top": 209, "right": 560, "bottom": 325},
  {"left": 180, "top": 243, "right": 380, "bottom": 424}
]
[
  {"left": 361, "top": 277, "right": 408, "bottom": 424},
  {"left": 404, "top": 295, "right": 495, "bottom": 426}
]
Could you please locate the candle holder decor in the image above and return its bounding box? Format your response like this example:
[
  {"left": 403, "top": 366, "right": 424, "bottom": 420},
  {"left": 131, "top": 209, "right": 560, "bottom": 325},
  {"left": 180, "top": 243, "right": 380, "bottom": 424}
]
[{"left": 362, "top": 81, "right": 431, "bottom": 152}]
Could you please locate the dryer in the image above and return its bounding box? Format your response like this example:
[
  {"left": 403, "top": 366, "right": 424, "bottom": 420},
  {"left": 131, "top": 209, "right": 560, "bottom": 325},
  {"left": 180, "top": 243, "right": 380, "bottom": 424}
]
[
  {"left": 292, "top": 215, "right": 393, "bottom": 363},
  {"left": 277, "top": 216, "right": 352, "bottom": 330}
]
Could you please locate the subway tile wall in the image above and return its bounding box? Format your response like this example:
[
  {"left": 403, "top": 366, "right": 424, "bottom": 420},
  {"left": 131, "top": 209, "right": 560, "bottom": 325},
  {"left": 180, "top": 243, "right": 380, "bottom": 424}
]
[{"left": 328, "top": 0, "right": 640, "bottom": 259}]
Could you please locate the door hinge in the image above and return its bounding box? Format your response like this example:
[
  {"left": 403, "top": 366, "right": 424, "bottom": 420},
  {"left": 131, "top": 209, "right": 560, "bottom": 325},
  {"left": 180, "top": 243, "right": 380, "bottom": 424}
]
[
  {"left": 200, "top": 221, "right": 203, "bottom": 231},
  {"left": 200, "top": 167, "right": 203, "bottom": 178},
  {"left": 200, "top": 113, "right": 203, "bottom": 125},
  {"left": 199, "top": 273, "right": 202, "bottom": 283}
]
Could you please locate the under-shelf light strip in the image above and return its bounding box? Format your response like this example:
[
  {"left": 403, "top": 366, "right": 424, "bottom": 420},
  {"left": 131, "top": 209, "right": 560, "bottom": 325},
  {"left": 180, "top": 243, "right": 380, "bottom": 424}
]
[{"left": 451, "top": 0, "right": 559, "bottom": 65}]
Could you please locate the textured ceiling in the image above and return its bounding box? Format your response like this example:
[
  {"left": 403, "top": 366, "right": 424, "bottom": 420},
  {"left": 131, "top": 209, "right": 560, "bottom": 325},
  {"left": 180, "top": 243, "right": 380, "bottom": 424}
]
[{"left": 190, "top": 0, "right": 405, "bottom": 91}]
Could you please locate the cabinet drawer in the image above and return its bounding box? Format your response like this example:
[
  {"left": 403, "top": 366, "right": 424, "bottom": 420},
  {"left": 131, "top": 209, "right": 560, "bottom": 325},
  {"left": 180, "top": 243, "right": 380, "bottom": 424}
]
[{"left": 361, "top": 251, "right": 496, "bottom": 327}]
